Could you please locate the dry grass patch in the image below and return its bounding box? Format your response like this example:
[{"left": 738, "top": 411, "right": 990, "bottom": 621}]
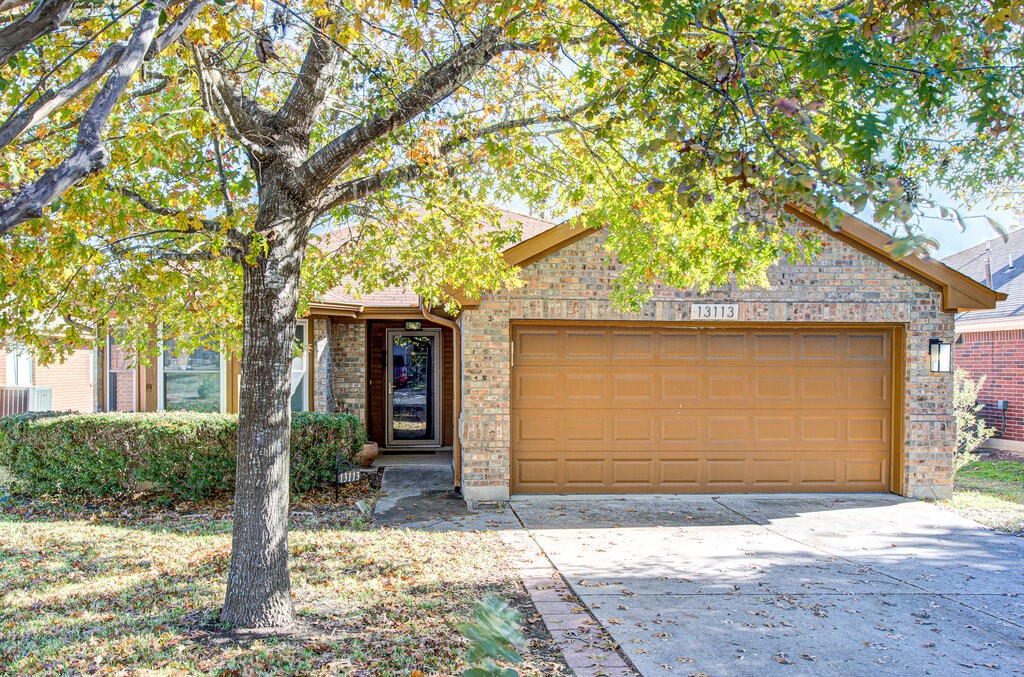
[{"left": 0, "top": 486, "right": 567, "bottom": 676}]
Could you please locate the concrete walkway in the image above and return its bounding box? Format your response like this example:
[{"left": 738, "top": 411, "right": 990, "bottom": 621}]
[
  {"left": 372, "top": 462, "right": 518, "bottom": 531},
  {"left": 511, "top": 494, "right": 1024, "bottom": 676}
]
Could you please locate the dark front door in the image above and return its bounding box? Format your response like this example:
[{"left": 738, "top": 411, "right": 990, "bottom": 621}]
[{"left": 386, "top": 328, "right": 441, "bottom": 447}]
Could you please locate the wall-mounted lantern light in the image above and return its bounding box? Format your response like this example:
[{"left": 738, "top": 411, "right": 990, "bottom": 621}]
[
  {"left": 929, "top": 339, "right": 952, "bottom": 373},
  {"left": 404, "top": 320, "right": 423, "bottom": 331}
]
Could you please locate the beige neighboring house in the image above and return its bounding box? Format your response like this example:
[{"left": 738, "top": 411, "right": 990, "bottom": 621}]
[
  {"left": 0, "top": 346, "right": 97, "bottom": 415},
  {"left": 2, "top": 208, "right": 1004, "bottom": 504}
]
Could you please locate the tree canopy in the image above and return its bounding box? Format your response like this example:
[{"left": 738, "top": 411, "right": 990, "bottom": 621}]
[{"left": 0, "top": 0, "right": 1020, "bottom": 360}]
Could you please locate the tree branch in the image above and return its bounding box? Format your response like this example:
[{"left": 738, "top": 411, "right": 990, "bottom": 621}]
[
  {"left": 0, "top": 41, "right": 124, "bottom": 150},
  {"left": 295, "top": 23, "right": 509, "bottom": 197},
  {"left": 0, "top": 0, "right": 34, "bottom": 13},
  {"left": 107, "top": 181, "right": 247, "bottom": 253},
  {"left": 0, "top": 0, "right": 74, "bottom": 65},
  {"left": 270, "top": 30, "right": 340, "bottom": 139},
  {"left": 576, "top": 0, "right": 728, "bottom": 99},
  {"left": 315, "top": 104, "right": 597, "bottom": 213},
  {"left": 0, "top": 5, "right": 163, "bottom": 234},
  {"left": 147, "top": 0, "right": 209, "bottom": 57},
  {"left": 189, "top": 41, "right": 274, "bottom": 153}
]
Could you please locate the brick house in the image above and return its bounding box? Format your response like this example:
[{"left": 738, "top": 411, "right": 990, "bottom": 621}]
[
  {"left": 0, "top": 346, "right": 97, "bottom": 415},
  {"left": 943, "top": 230, "right": 1024, "bottom": 451},
  {"left": 73, "top": 208, "right": 1000, "bottom": 502}
]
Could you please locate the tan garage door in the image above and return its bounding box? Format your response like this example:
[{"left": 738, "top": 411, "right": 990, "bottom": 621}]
[{"left": 510, "top": 324, "right": 895, "bottom": 494}]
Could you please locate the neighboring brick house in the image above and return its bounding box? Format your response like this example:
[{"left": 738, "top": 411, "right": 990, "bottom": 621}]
[
  {"left": 16, "top": 208, "right": 1001, "bottom": 502},
  {"left": 0, "top": 346, "right": 97, "bottom": 414},
  {"left": 943, "top": 230, "right": 1024, "bottom": 450}
]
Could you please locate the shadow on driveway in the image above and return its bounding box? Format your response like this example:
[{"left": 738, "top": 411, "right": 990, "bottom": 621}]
[{"left": 511, "top": 494, "right": 1024, "bottom": 677}]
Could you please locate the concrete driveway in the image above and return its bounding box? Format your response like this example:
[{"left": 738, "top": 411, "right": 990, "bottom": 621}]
[{"left": 510, "top": 494, "right": 1024, "bottom": 676}]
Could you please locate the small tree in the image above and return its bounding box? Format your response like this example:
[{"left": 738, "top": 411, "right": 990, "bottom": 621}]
[{"left": 954, "top": 369, "right": 996, "bottom": 473}]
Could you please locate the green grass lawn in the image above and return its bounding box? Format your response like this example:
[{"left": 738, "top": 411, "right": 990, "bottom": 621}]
[
  {"left": 945, "top": 457, "right": 1024, "bottom": 535},
  {"left": 0, "top": 487, "right": 567, "bottom": 676}
]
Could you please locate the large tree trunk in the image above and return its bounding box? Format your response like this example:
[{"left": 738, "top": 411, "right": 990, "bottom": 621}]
[{"left": 221, "top": 202, "right": 310, "bottom": 628}]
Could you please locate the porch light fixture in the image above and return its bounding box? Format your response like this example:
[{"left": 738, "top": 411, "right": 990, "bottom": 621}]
[
  {"left": 929, "top": 339, "right": 952, "bottom": 373},
  {"left": 404, "top": 320, "right": 423, "bottom": 331}
]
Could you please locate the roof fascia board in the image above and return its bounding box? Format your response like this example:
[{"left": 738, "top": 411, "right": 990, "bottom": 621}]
[{"left": 786, "top": 206, "right": 1004, "bottom": 312}]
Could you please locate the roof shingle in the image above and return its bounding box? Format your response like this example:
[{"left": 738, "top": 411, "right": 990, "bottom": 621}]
[{"left": 942, "top": 229, "right": 1024, "bottom": 323}]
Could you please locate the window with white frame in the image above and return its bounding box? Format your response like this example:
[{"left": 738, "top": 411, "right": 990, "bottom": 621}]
[
  {"left": 105, "top": 334, "right": 136, "bottom": 412},
  {"left": 291, "top": 320, "right": 309, "bottom": 412},
  {"left": 160, "top": 339, "right": 224, "bottom": 413},
  {"left": 4, "top": 347, "right": 32, "bottom": 386}
]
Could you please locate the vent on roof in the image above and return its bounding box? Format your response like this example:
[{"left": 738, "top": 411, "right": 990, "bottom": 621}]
[{"left": 1010, "top": 254, "right": 1016, "bottom": 270}]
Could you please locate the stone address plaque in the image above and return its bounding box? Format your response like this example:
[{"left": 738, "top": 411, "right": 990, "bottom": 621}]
[{"left": 690, "top": 303, "right": 740, "bottom": 320}]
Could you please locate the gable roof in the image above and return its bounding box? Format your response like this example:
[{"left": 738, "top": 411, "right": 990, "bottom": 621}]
[
  {"left": 786, "top": 207, "right": 1004, "bottom": 313},
  {"left": 312, "top": 206, "right": 1003, "bottom": 316},
  {"left": 941, "top": 228, "right": 1024, "bottom": 328}
]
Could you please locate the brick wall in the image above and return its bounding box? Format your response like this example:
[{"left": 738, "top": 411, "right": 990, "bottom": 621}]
[
  {"left": 312, "top": 318, "right": 333, "bottom": 413},
  {"left": 460, "top": 227, "right": 955, "bottom": 502},
  {"left": 31, "top": 348, "right": 97, "bottom": 412},
  {"left": 955, "top": 329, "right": 1024, "bottom": 441},
  {"left": 329, "top": 320, "right": 366, "bottom": 422}
]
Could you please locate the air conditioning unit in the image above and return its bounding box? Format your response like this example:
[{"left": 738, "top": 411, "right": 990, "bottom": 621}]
[{"left": 27, "top": 386, "right": 52, "bottom": 412}]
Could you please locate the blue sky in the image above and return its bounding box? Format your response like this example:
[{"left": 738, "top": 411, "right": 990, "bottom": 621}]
[{"left": 918, "top": 195, "right": 1019, "bottom": 258}]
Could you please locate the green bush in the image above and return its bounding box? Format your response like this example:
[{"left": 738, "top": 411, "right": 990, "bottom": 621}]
[
  {"left": 0, "top": 411, "right": 366, "bottom": 500},
  {"left": 954, "top": 369, "right": 997, "bottom": 473},
  {"left": 290, "top": 411, "right": 368, "bottom": 492}
]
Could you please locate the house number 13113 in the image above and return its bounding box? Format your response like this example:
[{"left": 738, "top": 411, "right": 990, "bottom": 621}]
[{"left": 691, "top": 303, "right": 739, "bottom": 320}]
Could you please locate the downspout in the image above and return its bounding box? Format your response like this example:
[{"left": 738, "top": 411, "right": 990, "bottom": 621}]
[{"left": 419, "top": 298, "right": 462, "bottom": 493}]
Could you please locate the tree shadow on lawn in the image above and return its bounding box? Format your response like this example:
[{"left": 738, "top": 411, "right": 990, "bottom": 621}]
[{"left": 0, "top": 517, "right": 566, "bottom": 675}]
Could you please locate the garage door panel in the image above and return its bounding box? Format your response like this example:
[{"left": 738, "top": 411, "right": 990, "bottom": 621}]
[
  {"left": 513, "top": 329, "right": 561, "bottom": 365},
  {"left": 707, "top": 374, "right": 748, "bottom": 399},
  {"left": 510, "top": 325, "right": 894, "bottom": 494},
  {"left": 610, "top": 458, "right": 655, "bottom": 484},
  {"left": 707, "top": 416, "right": 750, "bottom": 443},
  {"left": 662, "top": 374, "right": 701, "bottom": 400},
  {"left": 612, "top": 331, "right": 655, "bottom": 359},
  {"left": 847, "top": 416, "right": 889, "bottom": 444},
  {"left": 562, "top": 458, "right": 607, "bottom": 488},
  {"left": 564, "top": 372, "right": 606, "bottom": 400},
  {"left": 848, "top": 374, "right": 889, "bottom": 401},
  {"left": 612, "top": 373, "right": 654, "bottom": 399},
  {"left": 846, "top": 457, "right": 888, "bottom": 484},
  {"left": 565, "top": 331, "right": 607, "bottom": 359},
  {"left": 800, "top": 333, "right": 841, "bottom": 358},
  {"left": 659, "top": 332, "right": 701, "bottom": 359},
  {"left": 565, "top": 417, "right": 607, "bottom": 442},
  {"left": 515, "top": 372, "right": 560, "bottom": 402},
  {"left": 847, "top": 333, "right": 887, "bottom": 359},
  {"left": 750, "top": 459, "right": 796, "bottom": 485},
  {"left": 752, "top": 333, "right": 795, "bottom": 358},
  {"left": 755, "top": 375, "right": 795, "bottom": 400}
]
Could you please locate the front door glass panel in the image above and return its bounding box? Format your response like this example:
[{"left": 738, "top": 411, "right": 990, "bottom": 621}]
[{"left": 387, "top": 330, "right": 440, "bottom": 446}]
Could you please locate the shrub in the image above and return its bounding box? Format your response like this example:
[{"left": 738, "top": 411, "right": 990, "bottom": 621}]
[
  {"left": 0, "top": 411, "right": 366, "bottom": 500},
  {"left": 954, "top": 369, "right": 996, "bottom": 473},
  {"left": 291, "top": 411, "right": 368, "bottom": 492}
]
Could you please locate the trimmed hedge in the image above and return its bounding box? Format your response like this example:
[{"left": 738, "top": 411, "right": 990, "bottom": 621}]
[{"left": 0, "top": 411, "right": 366, "bottom": 500}]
